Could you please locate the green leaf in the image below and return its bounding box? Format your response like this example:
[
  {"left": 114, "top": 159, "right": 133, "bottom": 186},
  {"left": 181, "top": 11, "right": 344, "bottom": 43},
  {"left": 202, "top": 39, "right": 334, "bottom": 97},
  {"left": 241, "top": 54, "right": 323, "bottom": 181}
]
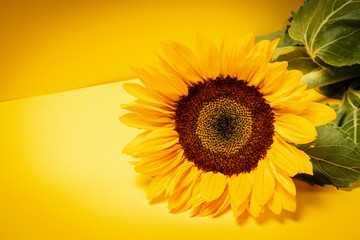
[
  {"left": 255, "top": 2, "right": 360, "bottom": 98},
  {"left": 297, "top": 123, "right": 360, "bottom": 188},
  {"left": 256, "top": 19, "right": 360, "bottom": 91},
  {"left": 256, "top": 26, "right": 301, "bottom": 47},
  {"left": 262, "top": 0, "right": 360, "bottom": 189},
  {"left": 330, "top": 104, "right": 351, "bottom": 126},
  {"left": 318, "top": 78, "right": 355, "bottom": 99},
  {"left": 276, "top": 46, "right": 320, "bottom": 74},
  {"left": 342, "top": 80, "right": 360, "bottom": 108},
  {"left": 342, "top": 108, "right": 360, "bottom": 144},
  {"left": 256, "top": 26, "right": 304, "bottom": 61},
  {"left": 334, "top": 80, "right": 360, "bottom": 143},
  {"left": 331, "top": 80, "right": 360, "bottom": 123},
  {"left": 296, "top": 172, "right": 333, "bottom": 187},
  {"left": 289, "top": 0, "right": 360, "bottom": 67},
  {"left": 300, "top": 81, "right": 360, "bottom": 188},
  {"left": 300, "top": 64, "right": 360, "bottom": 89}
]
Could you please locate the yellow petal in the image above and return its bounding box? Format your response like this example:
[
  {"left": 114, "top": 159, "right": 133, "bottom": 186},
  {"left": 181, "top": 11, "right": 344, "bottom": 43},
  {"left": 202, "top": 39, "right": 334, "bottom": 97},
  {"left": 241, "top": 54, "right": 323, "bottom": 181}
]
[
  {"left": 238, "top": 33, "right": 255, "bottom": 53},
  {"left": 237, "top": 53, "right": 266, "bottom": 84},
  {"left": 267, "top": 38, "right": 280, "bottom": 60},
  {"left": 130, "top": 67, "right": 153, "bottom": 88},
  {"left": 275, "top": 114, "right": 317, "bottom": 144},
  {"left": 150, "top": 71, "right": 189, "bottom": 100},
  {"left": 277, "top": 172, "right": 296, "bottom": 196},
  {"left": 122, "top": 83, "right": 175, "bottom": 108},
  {"left": 192, "top": 189, "right": 230, "bottom": 217},
  {"left": 212, "top": 194, "right": 231, "bottom": 217},
  {"left": 132, "top": 67, "right": 189, "bottom": 101},
  {"left": 156, "top": 55, "right": 193, "bottom": 86},
  {"left": 248, "top": 192, "right": 262, "bottom": 217},
  {"left": 276, "top": 184, "right": 296, "bottom": 212},
  {"left": 134, "top": 148, "right": 183, "bottom": 176},
  {"left": 130, "top": 140, "right": 180, "bottom": 158},
  {"left": 254, "top": 40, "right": 270, "bottom": 55},
  {"left": 246, "top": 56, "right": 268, "bottom": 88},
  {"left": 271, "top": 101, "right": 308, "bottom": 115},
  {"left": 252, "top": 159, "right": 275, "bottom": 206},
  {"left": 199, "top": 172, "right": 228, "bottom": 202},
  {"left": 229, "top": 173, "right": 252, "bottom": 207},
  {"left": 224, "top": 45, "right": 239, "bottom": 78},
  {"left": 231, "top": 199, "right": 248, "bottom": 217},
  {"left": 219, "top": 34, "right": 231, "bottom": 76},
  {"left": 122, "top": 130, "right": 151, "bottom": 155},
  {"left": 271, "top": 135, "right": 313, "bottom": 175},
  {"left": 119, "top": 113, "right": 174, "bottom": 129},
  {"left": 187, "top": 180, "right": 203, "bottom": 208},
  {"left": 123, "top": 128, "right": 179, "bottom": 154},
  {"left": 147, "top": 171, "right": 176, "bottom": 201},
  {"left": 160, "top": 41, "right": 203, "bottom": 85},
  {"left": 168, "top": 177, "right": 199, "bottom": 213},
  {"left": 224, "top": 34, "right": 256, "bottom": 78},
  {"left": 267, "top": 140, "right": 299, "bottom": 176},
  {"left": 121, "top": 100, "right": 174, "bottom": 118},
  {"left": 258, "top": 61, "right": 288, "bottom": 94},
  {"left": 270, "top": 70, "right": 303, "bottom": 97},
  {"left": 200, "top": 41, "right": 221, "bottom": 79},
  {"left": 167, "top": 162, "right": 196, "bottom": 195},
  {"left": 264, "top": 71, "right": 304, "bottom": 103},
  {"left": 267, "top": 189, "right": 282, "bottom": 215},
  {"left": 265, "top": 83, "right": 308, "bottom": 104},
  {"left": 287, "top": 144, "right": 313, "bottom": 175},
  {"left": 300, "top": 102, "right": 337, "bottom": 126},
  {"left": 132, "top": 145, "right": 180, "bottom": 160},
  {"left": 139, "top": 139, "right": 179, "bottom": 154},
  {"left": 195, "top": 32, "right": 206, "bottom": 55},
  {"left": 268, "top": 160, "right": 296, "bottom": 196},
  {"left": 168, "top": 189, "right": 192, "bottom": 214},
  {"left": 190, "top": 203, "right": 203, "bottom": 217}
]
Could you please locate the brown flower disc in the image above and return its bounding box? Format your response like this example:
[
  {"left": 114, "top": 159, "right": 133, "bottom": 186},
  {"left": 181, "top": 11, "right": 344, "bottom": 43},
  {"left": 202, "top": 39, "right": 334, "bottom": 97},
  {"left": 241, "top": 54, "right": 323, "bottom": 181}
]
[{"left": 174, "top": 77, "right": 275, "bottom": 176}]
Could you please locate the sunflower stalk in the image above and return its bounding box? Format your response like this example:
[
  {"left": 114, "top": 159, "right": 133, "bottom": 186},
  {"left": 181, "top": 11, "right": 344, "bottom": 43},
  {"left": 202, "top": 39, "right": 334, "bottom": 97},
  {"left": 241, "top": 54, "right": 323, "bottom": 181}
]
[{"left": 257, "top": 0, "right": 360, "bottom": 188}]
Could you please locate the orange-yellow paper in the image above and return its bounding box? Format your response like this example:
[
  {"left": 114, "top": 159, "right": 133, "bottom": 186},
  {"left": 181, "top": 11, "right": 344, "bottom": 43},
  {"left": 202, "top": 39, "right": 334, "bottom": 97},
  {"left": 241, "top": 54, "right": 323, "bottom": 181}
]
[
  {"left": 0, "top": 0, "right": 358, "bottom": 239},
  {"left": 0, "top": 81, "right": 358, "bottom": 239},
  {"left": 1, "top": 0, "right": 302, "bottom": 101}
]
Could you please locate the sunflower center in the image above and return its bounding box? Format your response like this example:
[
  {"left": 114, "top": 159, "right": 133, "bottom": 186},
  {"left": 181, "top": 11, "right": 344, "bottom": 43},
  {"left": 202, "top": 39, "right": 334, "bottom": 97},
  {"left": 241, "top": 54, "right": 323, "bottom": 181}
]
[
  {"left": 196, "top": 99, "right": 253, "bottom": 154},
  {"left": 213, "top": 113, "right": 236, "bottom": 139},
  {"left": 175, "top": 77, "right": 275, "bottom": 176}
]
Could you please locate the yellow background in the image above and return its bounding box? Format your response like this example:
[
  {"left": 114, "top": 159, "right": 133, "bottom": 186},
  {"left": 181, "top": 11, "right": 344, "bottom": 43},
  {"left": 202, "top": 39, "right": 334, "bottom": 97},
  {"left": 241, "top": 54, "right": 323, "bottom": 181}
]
[
  {"left": 0, "top": 81, "right": 358, "bottom": 240},
  {"left": 1, "top": 0, "right": 302, "bottom": 101},
  {"left": 1, "top": 0, "right": 358, "bottom": 239}
]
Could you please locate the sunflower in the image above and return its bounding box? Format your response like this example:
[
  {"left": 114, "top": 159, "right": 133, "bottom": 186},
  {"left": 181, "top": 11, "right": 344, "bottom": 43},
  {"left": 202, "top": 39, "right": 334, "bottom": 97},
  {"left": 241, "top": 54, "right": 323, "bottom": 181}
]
[{"left": 120, "top": 34, "right": 336, "bottom": 218}]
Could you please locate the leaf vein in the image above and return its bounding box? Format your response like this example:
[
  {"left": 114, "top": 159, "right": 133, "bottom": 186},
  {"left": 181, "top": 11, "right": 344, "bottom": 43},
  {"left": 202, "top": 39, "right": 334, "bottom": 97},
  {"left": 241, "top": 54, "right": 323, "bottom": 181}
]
[
  {"left": 309, "top": 0, "right": 354, "bottom": 55},
  {"left": 311, "top": 155, "right": 360, "bottom": 174},
  {"left": 314, "top": 29, "right": 360, "bottom": 57},
  {"left": 309, "top": 144, "right": 360, "bottom": 158},
  {"left": 347, "top": 93, "right": 358, "bottom": 109},
  {"left": 304, "top": 0, "right": 322, "bottom": 51},
  {"left": 354, "top": 109, "right": 358, "bottom": 144},
  {"left": 349, "top": 88, "right": 360, "bottom": 100},
  {"left": 323, "top": 153, "right": 360, "bottom": 163}
]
